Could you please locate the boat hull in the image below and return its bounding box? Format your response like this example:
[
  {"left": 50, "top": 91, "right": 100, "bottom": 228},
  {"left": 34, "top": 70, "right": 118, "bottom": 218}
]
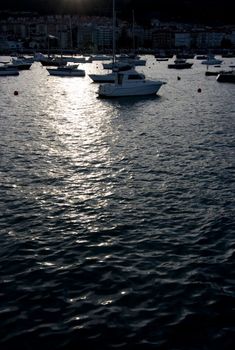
[
  {"left": 168, "top": 63, "right": 193, "bottom": 69},
  {"left": 201, "top": 60, "right": 223, "bottom": 65},
  {"left": 0, "top": 69, "right": 19, "bottom": 76},
  {"left": 205, "top": 70, "right": 232, "bottom": 76},
  {"left": 217, "top": 73, "right": 235, "bottom": 83},
  {"left": 98, "top": 81, "right": 165, "bottom": 97},
  {"left": 7, "top": 63, "right": 31, "bottom": 70},
  {"left": 205, "top": 71, "right": 221, "bottom": 76},
  {"left": 40, "top": 60, "right": 66, "bottom": 67},
  {"left": 156, "top": 58, "right": 169, "bottom": 61},
  {"left": 47, "top": 69, "right": 85, "bottom": 77}
]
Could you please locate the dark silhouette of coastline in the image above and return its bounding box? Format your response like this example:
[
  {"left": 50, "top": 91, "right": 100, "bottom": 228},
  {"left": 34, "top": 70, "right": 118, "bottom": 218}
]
[{"left": 0, "top": 0, "right": 234, "bottom": 24}]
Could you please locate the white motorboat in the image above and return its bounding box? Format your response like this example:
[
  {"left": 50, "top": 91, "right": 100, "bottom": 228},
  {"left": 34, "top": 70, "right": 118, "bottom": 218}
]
[
  {"left": 47, "top": 65, "right": 85, "bottom": 77},
  {"left": 201, "top": 55, "right": 223, "bottom": 65},
  {"left": 98, "top": 69, "right": 166, "bottom": 97}
]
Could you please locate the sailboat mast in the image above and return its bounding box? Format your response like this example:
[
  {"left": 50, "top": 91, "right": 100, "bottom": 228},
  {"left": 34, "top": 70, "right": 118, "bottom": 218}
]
[
  {"left": 60, "top": 20, "right": 62, "bottom": 58},
  {"left": 112, "top": 0, "right": 116, "bottom": 63},
  {"left": 132, "top": 9, "right": 135, "bottom": 54},
  {"left": 69, "top": 16, "right": 73, "bottom": 51}
]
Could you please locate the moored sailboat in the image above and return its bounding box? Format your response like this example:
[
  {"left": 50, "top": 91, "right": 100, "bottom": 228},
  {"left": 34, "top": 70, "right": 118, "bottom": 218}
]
[{"left": 47, "top": 64, "right": 85, "bottom": 77}]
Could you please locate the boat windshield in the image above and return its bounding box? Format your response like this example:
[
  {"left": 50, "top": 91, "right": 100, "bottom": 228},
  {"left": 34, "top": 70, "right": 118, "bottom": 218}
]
[
  {"left": 128, "top": 74, "right": 143, "bottom": 80},
  {"left": 118, "top": 74, "right": 124, "bottom": 84}
]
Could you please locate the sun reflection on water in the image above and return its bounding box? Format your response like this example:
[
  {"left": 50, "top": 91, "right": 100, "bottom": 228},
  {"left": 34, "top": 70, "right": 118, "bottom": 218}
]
[{"left": 37, "top": 75, "right": 124, "bottom": 233}]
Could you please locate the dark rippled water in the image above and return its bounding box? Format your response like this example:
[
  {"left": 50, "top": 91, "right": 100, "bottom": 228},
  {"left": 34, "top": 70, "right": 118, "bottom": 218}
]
[{"left": 0, "top": 56, "right": 235, "bottom": 350}]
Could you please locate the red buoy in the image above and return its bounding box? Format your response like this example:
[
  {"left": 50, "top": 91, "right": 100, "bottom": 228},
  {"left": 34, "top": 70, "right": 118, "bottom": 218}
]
[{"left": 14, "top": 91, "right": 18, "bottom": 96}]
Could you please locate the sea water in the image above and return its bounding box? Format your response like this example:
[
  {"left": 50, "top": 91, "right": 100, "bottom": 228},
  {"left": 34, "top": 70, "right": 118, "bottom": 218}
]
[{"left": 0, "top": 56, "right": 235, "bottom": 349}]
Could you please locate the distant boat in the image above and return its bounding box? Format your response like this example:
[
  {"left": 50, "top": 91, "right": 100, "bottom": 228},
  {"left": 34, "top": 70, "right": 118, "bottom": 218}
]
[
  {"left": 40, "top": 57, "right": 66, "bottom": 67},
  {"left": 11, "top": 55, "right": 34, "bottom": 64},
  {"left": 116, "top": 54, "right": 146, "bottom": 67},
  {"left": 98, "top": 69, "right": 166, "bottom": 98},
  {"left": 102, "top": 60, "right": 134, "bottom": 70},
  {"left": 216, "top": 71, "right": 235, "bottom": 83},
  {"left": 201, "top": 55, "right": 223, "bottom": 65},
  {"left": 89, "top": 0, "right": 122, "bottom": 83},
  {"left": 88, "top": 55, "right": 112, "bottom": 62},
  {"left": 205, "top": 69, "right": 232, "bottom": 76},
  {"left": 195, "top": 55, "right": 208, "bottom": 60},
  {"left": 47, "top": 65, "right": 85, "bottom": 77},
  {"left": 0, "top": 66, "right": 19, "bottom": 76},
  {"left": 116, "top": 10, "right": 146, "bottom": 68},
  {"left": 176, "top": 52, "right": 195, "bottom": 59},
  {"left": 34, "top": 53, "right": 66, "bottom": 67},
  {"left": 156, "top": 57, "right": 169, "bottom": 61},
  {"left": 168, "top": 58, "right": 193, "bottom": 69},
  {"left": 155, "top": 50, "right": 169, "bottom": 60},
  {"left": 221, "top": 51, "right": 235, "bottom": 58},
  {"left": 102, "top": 56, "right": 146, "bottom": 70},
  {"left": 89, "top": 64, "right": 133, "bottom": 83},
  {"left": 63, "top": 56, "right": 88, "bottom": 63},
  {"left": 10, "top": 58, "right": 32, "bottom": 70}
]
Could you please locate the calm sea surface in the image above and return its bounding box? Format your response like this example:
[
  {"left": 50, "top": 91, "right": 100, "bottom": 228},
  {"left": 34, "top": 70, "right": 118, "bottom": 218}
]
[{"left": 0, "top": 56, "right": 235, "bottom": 350}]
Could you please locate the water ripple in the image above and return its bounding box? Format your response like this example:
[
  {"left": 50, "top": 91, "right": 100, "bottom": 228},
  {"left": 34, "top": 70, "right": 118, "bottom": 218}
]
[{"left": 0, "top": 56, "right": 235, "bottom": 349}]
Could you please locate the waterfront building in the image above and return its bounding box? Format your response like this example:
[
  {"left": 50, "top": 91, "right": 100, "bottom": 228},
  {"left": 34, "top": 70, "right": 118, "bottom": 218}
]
[
  {"left": 96, "top": 25, "right": 113, "bottom": 51},
  {"left": 152, "top": 29, "right": 174, "bottom": 49},
  {"left": 196, "top": 29, "right": 227, "bottom": 48},
  {"left": 0, "top": 35, "right": 23, "bottom": 50},
  {"left": 0, "top": 13, "right": 234, "bottom": 52},
  {"left": 174, "top": 32, "right": 191, "bottom": 48}
]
